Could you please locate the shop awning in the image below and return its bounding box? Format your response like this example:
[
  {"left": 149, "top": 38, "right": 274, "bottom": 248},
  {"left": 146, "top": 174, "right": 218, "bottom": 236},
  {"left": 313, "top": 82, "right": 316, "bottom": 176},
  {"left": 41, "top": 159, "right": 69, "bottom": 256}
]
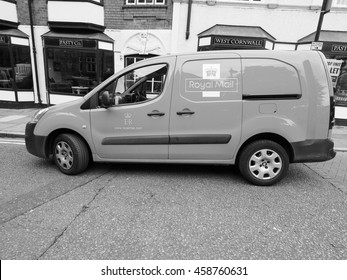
[
  {"left": 197, "top": 24, "right": 276, "bottom": 51},
  {"left": 0, "top": 28, "right": 29, "bottom": 38},
  {"left": 298, "top": 30, "right": 347, "bottom": 43},
  {"left": 198, "top": 24, "right": 276, "bottom": 41},
  {"left": 42, "top": 31, "right": 113, "bottom": 43}
]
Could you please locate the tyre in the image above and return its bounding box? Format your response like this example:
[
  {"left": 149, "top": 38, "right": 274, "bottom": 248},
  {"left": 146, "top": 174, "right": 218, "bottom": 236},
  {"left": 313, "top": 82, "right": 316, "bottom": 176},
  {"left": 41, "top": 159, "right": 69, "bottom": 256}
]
[
  {"left": 53, "top": 133, "right": 90, "bottom": 175},
  {"left": 238, "top": 140, "right": 289, "bottom": 186}
]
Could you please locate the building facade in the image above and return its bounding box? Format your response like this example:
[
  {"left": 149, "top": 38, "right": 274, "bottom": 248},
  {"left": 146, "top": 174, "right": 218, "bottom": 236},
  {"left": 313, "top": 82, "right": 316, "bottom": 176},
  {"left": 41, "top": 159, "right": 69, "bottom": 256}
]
[
  {"left": 0, "top": 0, "right": 347, "bottom": 106},
  {"left": 0, "top": 0, "right": 173, "bottom": 106},
  {"left": 171, "top": 0, "right": 347, "bottom": 105}
]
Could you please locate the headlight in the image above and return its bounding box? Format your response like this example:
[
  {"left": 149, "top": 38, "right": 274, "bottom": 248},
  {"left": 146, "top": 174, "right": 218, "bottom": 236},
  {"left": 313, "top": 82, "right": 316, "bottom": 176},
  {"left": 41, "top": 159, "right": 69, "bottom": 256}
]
[{"left": 31, "top": 108, "right": 50, "bottom": 123}]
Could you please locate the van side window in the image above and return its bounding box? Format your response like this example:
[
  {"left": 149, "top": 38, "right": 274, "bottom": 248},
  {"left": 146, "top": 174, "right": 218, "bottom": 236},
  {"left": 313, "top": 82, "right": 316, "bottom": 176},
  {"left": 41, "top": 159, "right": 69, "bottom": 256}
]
[
  {"left": 180, "top": 59, "right": 241, "bottom": 102},
  {"left": 100, "top": 64, "right": 167, "bottom": 106},
  {"left": 242, "top": 59, "right": 301, "bottom": 97}
]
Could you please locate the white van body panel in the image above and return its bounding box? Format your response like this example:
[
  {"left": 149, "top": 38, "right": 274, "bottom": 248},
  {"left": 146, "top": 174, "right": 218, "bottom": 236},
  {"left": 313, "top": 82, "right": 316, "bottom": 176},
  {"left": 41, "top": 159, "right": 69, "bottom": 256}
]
[{"left": 169, "top": 53, "right": 242, "bottom": 161}]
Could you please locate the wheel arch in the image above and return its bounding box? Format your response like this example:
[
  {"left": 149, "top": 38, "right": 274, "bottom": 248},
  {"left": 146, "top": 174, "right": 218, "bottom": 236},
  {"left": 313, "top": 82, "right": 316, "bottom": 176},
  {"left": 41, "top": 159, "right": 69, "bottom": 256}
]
[
  {"left": 236, "top": 133, "right": 294, "bottom": 165},
  {"left": 45, "top": 128, "right": 92, "bottom": 159}
]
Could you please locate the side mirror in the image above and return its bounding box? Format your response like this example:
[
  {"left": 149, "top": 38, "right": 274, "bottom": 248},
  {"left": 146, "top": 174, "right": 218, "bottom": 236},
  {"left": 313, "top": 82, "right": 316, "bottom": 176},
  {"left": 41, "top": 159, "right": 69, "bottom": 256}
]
[{"left": 100, "top": 91, "right": 113, "bottom": 108}]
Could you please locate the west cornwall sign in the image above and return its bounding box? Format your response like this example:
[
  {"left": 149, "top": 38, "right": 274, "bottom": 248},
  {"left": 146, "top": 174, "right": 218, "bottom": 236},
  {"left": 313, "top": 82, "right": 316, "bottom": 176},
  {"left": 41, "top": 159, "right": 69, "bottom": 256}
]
[{"left": 213, "top": 36, "right": 265, "bottom": 48}]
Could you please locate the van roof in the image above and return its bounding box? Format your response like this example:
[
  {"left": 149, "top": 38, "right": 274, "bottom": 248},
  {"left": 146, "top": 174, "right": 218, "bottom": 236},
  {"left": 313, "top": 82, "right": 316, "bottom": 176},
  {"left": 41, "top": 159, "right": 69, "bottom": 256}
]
[{"left": 170, "top": 49, "right": 320, "bottom": 58}]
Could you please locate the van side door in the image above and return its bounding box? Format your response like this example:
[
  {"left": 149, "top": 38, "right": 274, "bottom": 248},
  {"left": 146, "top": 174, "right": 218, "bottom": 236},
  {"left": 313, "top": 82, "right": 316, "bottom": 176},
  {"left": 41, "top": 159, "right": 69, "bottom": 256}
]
[
  {"left": 90, "top": 58, "right": 175, "bottom": 160},
  {"left": 169, "top": 54, "right": 242, "bottom": 162}
]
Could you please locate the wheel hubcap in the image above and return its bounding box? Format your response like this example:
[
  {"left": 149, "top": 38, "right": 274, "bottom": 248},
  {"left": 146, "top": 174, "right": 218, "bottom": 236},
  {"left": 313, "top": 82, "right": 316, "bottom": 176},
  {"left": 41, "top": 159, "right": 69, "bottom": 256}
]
[
  {"left": 249, "top": 149, "right": 282, "bottom": 180},
  {"left": 55, "top": 141, "right": 73, "bottom": 170}
]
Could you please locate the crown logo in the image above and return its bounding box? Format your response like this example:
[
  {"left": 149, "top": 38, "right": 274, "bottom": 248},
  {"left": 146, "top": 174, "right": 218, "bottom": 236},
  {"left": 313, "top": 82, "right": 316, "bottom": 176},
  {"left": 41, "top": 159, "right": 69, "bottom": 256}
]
[
  {"left": 124, "top": 112, "right": 132, "bottom": 119},
  {"left": 206, "top": 66, "right": 217, "bottom": 78}
]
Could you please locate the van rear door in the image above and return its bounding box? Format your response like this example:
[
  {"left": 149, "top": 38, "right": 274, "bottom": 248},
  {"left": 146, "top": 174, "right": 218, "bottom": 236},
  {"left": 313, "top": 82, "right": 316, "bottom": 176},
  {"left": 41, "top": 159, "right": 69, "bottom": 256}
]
[{"left": 169, "top": 54, "right": 242, "bottom": 161}]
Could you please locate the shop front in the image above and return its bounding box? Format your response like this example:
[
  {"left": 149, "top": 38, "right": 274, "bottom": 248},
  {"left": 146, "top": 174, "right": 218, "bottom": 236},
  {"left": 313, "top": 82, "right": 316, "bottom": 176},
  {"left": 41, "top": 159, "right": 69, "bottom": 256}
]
[
  {"left": 0, "top": 28, "right": 34, "bottom": 105},
  {"left": 197, "top": 24, "right": 276, "bottom": 51},
  {"left": 298, "top": 31, "right": 347, "bottom": 107},
  {"left": 42, "top": 31, "right": 114, "bottom": 105}
]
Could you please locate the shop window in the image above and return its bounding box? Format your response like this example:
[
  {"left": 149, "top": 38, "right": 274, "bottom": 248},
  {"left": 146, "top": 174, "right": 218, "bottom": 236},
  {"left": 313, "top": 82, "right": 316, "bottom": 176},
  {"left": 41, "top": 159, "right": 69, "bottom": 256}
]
[
  {"left": 0, "top": 44, "right": 33, "bottom": 90},
  {"left": 86, "top": 57, "right": 96, "bottom": 73},
  {"left": 46, "top": 47, "right": 114, "bottom": 95},
  {"left": 12, "top": 45, "right": 33, "bottom": 90},
  {"left": 335, "top": 60, "right": 347, "bottom": 106},
  {"left": 101, "top": 51, "right": 114, "bottom": 81},
  {"left": 0, "top": 46, "right": 13, "bottom": 89},
  {"left": 100, "top": 63, "right": 167, "bottom": 105},
  {"left": 124, "top": 54, "right": 156, "bottom": 67}
]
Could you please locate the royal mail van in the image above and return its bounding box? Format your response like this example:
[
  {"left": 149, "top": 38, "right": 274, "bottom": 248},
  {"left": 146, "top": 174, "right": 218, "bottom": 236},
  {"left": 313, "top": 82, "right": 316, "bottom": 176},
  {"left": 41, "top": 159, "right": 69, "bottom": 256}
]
[{"left": 25, "top": 50, "right": 336, "bottom": 186}]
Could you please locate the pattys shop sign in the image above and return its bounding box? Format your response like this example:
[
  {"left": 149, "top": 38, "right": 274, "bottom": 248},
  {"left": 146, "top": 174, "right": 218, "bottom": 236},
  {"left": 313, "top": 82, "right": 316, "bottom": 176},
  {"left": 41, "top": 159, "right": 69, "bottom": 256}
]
[
  {"left": 59, "top": 39, "right": 83, "bottom": 48},
  {"left": 332, "top": 44, "right": 347, "bottom": 53},
  {"left": 213, "top": 36, "right": 265, "bottom": 48},
  {"left": 316, "top": 42, "right": 347, "bottom": 54}
]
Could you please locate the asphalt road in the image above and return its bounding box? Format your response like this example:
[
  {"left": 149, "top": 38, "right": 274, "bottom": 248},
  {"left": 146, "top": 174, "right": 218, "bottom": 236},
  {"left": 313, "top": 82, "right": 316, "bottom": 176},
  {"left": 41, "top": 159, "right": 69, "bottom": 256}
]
[{"left": 0, "top": 139, "right": 346, "bottom": 260}]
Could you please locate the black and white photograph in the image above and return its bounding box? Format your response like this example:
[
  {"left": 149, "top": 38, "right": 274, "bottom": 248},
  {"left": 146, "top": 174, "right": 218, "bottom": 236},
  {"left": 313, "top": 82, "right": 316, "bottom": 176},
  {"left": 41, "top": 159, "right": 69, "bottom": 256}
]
[{"left": 1, "top": 0, "right": 347, "bottom": 279}]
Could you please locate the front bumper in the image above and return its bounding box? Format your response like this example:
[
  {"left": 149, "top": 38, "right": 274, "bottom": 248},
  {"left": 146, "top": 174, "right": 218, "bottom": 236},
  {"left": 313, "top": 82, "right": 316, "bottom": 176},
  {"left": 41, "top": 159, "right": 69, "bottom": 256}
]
[
  {"left": 292, "top": 138, "right": 336, "bottom": 163},
  {"left": 25, "top": 122, "right": 48, "bottom": 159}
]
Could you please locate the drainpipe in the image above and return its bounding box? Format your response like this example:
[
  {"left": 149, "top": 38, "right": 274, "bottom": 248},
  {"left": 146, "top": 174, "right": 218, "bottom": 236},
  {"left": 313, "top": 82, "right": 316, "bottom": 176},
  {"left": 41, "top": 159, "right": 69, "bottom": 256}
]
[
  {"left": 28, "top": 0, "right": 42, "bottom": 105},
  {"left": 185, "top": 0, "right": 193, "bottom": 40},
  {"left": 314, "top": 0, "right": 332, "bottom": 41}
]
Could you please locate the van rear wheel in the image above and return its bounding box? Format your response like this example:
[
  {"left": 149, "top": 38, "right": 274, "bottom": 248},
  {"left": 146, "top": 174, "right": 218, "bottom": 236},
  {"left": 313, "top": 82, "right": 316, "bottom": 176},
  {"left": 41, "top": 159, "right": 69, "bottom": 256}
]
[
  {"left": 238, "top": 140, "right": 289, "bottom": 186},
  {"left": 53, "top": 133, "right": 90, "bottom": 175}
]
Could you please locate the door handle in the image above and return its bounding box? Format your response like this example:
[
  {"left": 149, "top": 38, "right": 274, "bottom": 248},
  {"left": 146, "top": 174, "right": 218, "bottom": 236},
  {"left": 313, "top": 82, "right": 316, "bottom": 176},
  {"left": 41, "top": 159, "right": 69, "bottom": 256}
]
[
  {"left": 147, "top": 111, "right": 165, "bottom": 117},
  {"left": 177, "top": 110, "right": 195, "bottom": 116}
]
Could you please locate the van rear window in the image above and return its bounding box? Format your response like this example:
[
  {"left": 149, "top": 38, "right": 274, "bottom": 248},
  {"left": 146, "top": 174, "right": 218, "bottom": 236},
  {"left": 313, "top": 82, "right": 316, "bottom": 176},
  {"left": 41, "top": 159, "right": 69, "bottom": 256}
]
[{"left": 242, "top": 59, "right": 301, "bottom": 99}]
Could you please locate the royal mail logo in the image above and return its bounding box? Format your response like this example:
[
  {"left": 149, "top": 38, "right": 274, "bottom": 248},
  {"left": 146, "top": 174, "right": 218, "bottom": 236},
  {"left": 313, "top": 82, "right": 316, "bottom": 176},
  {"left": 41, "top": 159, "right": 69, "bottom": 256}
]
[
  {"left": 205, "top": 66, "right": 218, "bottom": 78},
  {"left": 185, "top": 78, "right": 238, "bottom": 92},
  {"left": 203, "top": 64, "right": 220, "bottom": 79},
  {"left": 124, "top": 112, "right": 132, "bottom": 119}
]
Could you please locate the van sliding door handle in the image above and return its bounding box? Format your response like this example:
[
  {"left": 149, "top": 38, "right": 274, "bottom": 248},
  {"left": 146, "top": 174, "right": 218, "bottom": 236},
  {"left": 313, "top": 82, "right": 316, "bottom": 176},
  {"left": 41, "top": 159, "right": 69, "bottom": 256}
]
[
  {"left": 147, "top": 111, "right": 165, "bottom": 117},
  {"left": 177, "top": 110, "right": 195, "bottom": 115}
]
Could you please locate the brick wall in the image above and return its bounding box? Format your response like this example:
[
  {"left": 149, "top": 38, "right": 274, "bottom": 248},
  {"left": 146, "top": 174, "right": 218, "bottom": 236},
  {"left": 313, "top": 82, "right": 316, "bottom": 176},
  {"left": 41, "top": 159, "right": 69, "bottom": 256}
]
[
  {"left": 104, "top": 0, "right": 173, "bottom": 30},
  {"left": 17, "top": 0, "right": 172, "bottom": 30},
  {"left": 17, "top": 0, "right": 47, "bottom": 26}
]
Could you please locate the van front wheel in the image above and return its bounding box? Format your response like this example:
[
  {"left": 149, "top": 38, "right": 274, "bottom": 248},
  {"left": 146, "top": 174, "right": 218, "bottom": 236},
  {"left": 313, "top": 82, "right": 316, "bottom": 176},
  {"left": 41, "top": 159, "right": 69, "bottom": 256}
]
[
  {"left": 238, "top": 140, "right": 289, "bottom": 186},
  {"left": 53, "top": 134, "right": 90, "bottom": 175}
]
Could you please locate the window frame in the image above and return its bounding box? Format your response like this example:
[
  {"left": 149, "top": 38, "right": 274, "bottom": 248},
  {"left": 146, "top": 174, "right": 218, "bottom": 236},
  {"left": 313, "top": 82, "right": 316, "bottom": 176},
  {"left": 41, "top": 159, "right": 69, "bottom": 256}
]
[
  {"left": 125, "top": 0, "right": 166, "bottom": 5},
  {"left": 97, "top": 63, "right": 168, "bottom": 107},
  {"left": 0, "top": 43, "right": 33, "bottom": 92},
  {"left": 335, "top": 0, "right": 347, "bottom": 7},
  {"left": 242, "top": 58, "right": 302, "bottom": 99}
]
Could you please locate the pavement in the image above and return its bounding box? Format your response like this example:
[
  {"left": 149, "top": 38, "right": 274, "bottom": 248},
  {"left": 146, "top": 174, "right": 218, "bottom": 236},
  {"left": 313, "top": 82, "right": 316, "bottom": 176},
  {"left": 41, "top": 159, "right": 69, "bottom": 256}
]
[{"left": 0, "top": 107, "right": 347, "bottom": 191}]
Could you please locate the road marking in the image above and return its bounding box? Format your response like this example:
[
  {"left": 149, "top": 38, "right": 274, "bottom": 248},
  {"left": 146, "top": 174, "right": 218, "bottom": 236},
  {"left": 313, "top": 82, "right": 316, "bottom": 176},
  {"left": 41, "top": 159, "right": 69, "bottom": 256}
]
[
  {"left": 0, "top": 115, "right": 26, "bottom": 122},
  {"left": 0, "top": 138, "right": 25, "bottom": 145}
]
